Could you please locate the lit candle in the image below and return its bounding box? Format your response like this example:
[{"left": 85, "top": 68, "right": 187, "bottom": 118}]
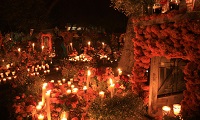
[
  {"left": 42, "top": 83, "right": 47, "bottom": 104},
  {"left": 56, "top": 67, "right": 59, "bottom": 71},
  {"left": 51, "top": 80, "right": 54, "bottom": 83},
  {"left": 36, "top": 104, "right": 42, "bottom": 111},
  {"left": 60, "top": 111, "right": 68, "bottom": 120},
  {"left": 46, "top": 64, "right": 49, "bottom": 69},
  {"left": 38, "top": 101, "right": 44, "bottom": 106},
  {"left": 72, "top": 88, "right": 78, "bottom": 94},
  {"left": 6, "top": 64, "right": 10, "bottom": 69},
  {"left": 108, "top": 79, "right": 115, "bottom": 98},
  {"left": 47, "top": 70, "right": 50, "bottom": 73},
  {"left": 3, "top": 78, "right": 6, "bottom": 82},
  {"left": 66, "top": 89, "right": 71, "bottom": 94},
  {"left": 102, "top": 42, "right": 105, "bottom": 49},
  {"left": 87, "top": 70, "right": 91, "bottom": 88},
  {"left": 32, "top": 43, "right": 35, "bottom": 51},
  {"left": 88, "top": 41, "right": 91, "bottom": 47},
  {"left": 18, "top": 48, "right": 21, "bottom": 52},
  {"left": 70, "top": 42, "right": 73, "bottom": 50},
  {"left": 42, "top": 65, "right": 45, "bottom": 70},
  {"left": 39, "top": 66, "right": 42, "bottom": 70},
  {"left": 62, "top": 78, "right": 66, "bottom": 83},
  {"left": 46, "top": 90, "right": 51, "bottom": 120},
  {"left": 57, "top": 80, "right": 61, "bottom": 84},
  {"left": 12, "top": 71, "right": 15, "bottom": 75},
  {"left": 67, "top": 81, "right": 71, "bottom": 87},
  {"left": 173, "top": 104, "right": 181, "bottom": 116},
  {"left": 99, "top": 91, "right": 105, "bottom": 99},
  {"left": 38, "top": 114, "right": 44, "bottom": 120},
  {"left": 41, "top": 45, "right": 44, "bottom": 52},
  {"left": 71, "top": 84, "right": 75, "bottom": 89},
  {"left": 83, "top": 86, "right": 87, "bottom": 93},
  {"left": 70, "top": 78, "right": 73, "bottom": 83},
  {"left": 162, "top": 106, "right": 171, "bottom": 116},
  {"left": 0, "top": 73, "right": 3, "bottom": 78},
  {"left": 36, "top": 72, "right": 40, "bottom": 76},
  {"left": 118, "top": 68, "right": 122, "bottom": 76}
]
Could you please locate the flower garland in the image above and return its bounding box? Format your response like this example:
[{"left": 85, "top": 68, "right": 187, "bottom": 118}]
[{"left": 132, "top": 11, "right": 200, "bottom": 118}]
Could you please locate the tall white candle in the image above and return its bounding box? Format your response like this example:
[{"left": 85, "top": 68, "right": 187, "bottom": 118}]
[
  {"left": 102, "top": 42, "right": 105, "bottom": 49},
  {"left": 42, "top": 83, "right": 47, "bottom": 104},
  {"left": 41, "top": 45, "right": 44, "bottom": 52},
  {"left": 99, "top": 91, "right": 105, "bottom": 99},
  {"left": 88, "top": 41, "right": 91, "bottom": 47},
  {"left": 32, "top": 43, "right": 35, "bottom": 51},
  {"left": 87, "top": 70, "right": 91, "bottom": 88},
  {"left": 46, "top": 90, "right": 51, "bottom": 120},
  {"left": 70, "top": 42, "right": 73, "bottom": 50},
  {"left": 109, "top": 79, "right": 115, "bottom": 98}
]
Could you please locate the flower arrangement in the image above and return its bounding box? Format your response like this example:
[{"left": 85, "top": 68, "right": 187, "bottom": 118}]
[{"left": 132, "top": 10, "right": 200, "bottom": 119}]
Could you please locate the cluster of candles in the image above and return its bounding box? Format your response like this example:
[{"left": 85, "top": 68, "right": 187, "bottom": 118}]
[
  {"left": 68, "top": 54, "right": 91, "bottom": 62},
  {"left": 162, "top": 104, "right": 181, "bottom": 117},
  {"left": 0, "top": 62, "right": 17, "bottom": 83},
  {"left": 34, "top": 68, "right": 120, "bottom": 120},
  {"left": 27, "top": 63, "right": 50, "bottom": 76},
  {"left": 35, "top": 82, "right": 52, "bottom": 120}
]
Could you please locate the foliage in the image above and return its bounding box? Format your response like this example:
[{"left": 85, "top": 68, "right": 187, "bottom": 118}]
[
  {"left": 110, "top": 0, "right": 153, "bottom": 17},
  {"left": 88, "top": 92, "right": 147, "bottom": 120}
]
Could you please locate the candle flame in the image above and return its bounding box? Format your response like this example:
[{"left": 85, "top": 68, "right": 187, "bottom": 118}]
[{"left": 87, "top": 70, "right": 91, "bottom": 76}]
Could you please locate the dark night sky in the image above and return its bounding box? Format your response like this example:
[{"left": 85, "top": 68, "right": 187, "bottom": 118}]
[{"left": 49, "top": 0, "right": 128, "bottom": 32}]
